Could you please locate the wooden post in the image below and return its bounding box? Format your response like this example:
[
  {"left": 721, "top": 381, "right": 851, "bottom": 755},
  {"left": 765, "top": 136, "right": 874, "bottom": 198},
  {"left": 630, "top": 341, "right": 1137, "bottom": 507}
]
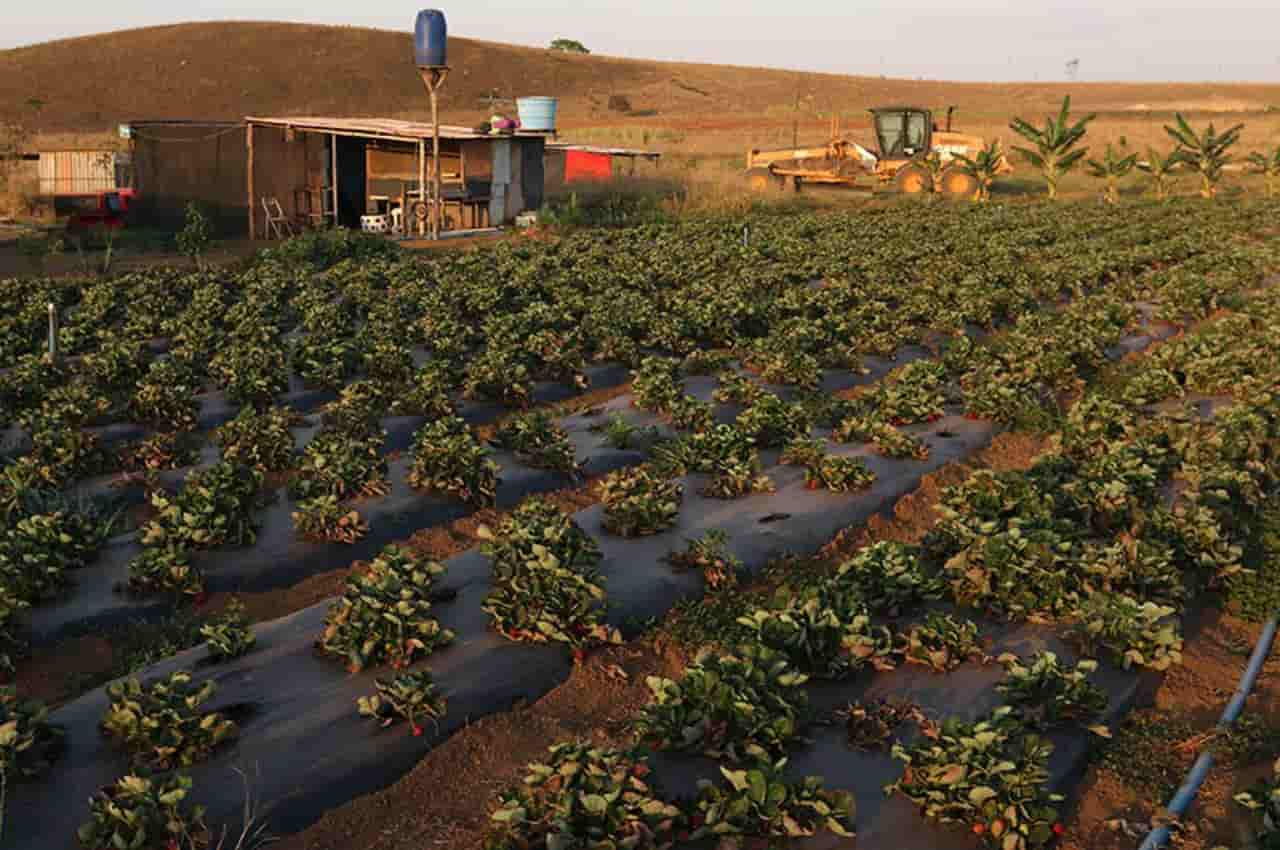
[
  {"left": 419, "top": 67, "right": 450, "bottom": 240},
  {"left": 246, "top": 123, "right": 256, "bottom": 239},
  {"left": 417, "top": 139, "right": 426, "bottom": 238},
  {"left": 330, "top": 133, "right": 339, "bottom": 230}
]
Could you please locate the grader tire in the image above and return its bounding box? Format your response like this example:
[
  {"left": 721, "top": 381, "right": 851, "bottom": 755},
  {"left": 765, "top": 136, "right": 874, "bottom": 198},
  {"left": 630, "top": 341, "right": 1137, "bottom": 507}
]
[
  {"left": 895, "top": 164, "right": 932, "bottom": 195},
  {"left": 940, "top": 168, "right": 980, "bottom": 199}
]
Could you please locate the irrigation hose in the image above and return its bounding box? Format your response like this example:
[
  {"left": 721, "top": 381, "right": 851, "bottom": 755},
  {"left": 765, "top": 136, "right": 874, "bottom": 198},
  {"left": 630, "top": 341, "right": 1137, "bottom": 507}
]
[{"left": 1136, "top": 615, "right": 1279, "bottom": 850}]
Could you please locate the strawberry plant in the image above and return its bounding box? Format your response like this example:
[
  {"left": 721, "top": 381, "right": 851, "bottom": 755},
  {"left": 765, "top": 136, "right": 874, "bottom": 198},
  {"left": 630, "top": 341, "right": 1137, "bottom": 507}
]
[
  {"left": 463, "top": 347, "right": 534, "bottom": 408},
  {"left": 0, "top": 687, "right": 61, "bottom": 787},
  {"left": 806, "top": 454, "right": 876, "bottom": 493},
  {"left": 682, "top": 348, "right": 735, "bottom": 375},
  {"left": 83, "top": 339, "right": 148, "bottom": 394},
  {"left": 199, "top": 598, "right": 255, "bottom": 661},
  {"left": 835, "top": 415, "right": 930, "bottom": 460},
  {"left": 996, "top": 651, "right": 1107, "bottom": 729},
  {"left": 101, "top": 670, "right": 237, "bottom": 770},
  {"left": 129, "top": 359, "right": 201, "bottom": 432},
  {"left": 635, "top": 644, "right": 810, "bottom": 762},
  {"left": 1233, "top": 758, "right": 1280, "bottom": 849},
  {"left": 735, "top": 393, "right": 812, "bottom": 448},
  {"left": 484, "top": 743, "right": 683, "bottom": 850},
  {"left": 600, "top": 467, "right": 683, "bottom": 537},
  {"left": 632, "top": 356, "right": 683, "bottom": 413},
  {"left": 871, "top": 359, "right": 949, "bottom": 425},
  {"left": 0, "top": 591, "right": 28, "bottom": 677},
  {"left": 738, "top": 580, "right": 897, "bottom": 678},
  {"left": 589, "top": 411, "right": 657, "bottom": 450},
  {"left": 666, "top": 529, "right": 742, "bottom": 591},
  {"left": 142, "top": 461, "right": 264, "bottom": 550},
  {"left": 214, "top": 405, "right": 296, "bottom": 471},
  {"left": 841, "top": 699, "right": 925, "bottom": 751},
  {"left": 481, "top": 500, "right": 618, "bottom": 650},
  {"left": 393, "top": 362, "right": 460, "bottom": 419},
  {"left": 835, "top": 542, "right": 943, "bottom": 616},
  {"left": 78, "top": 773, "right": 207, "bottom": 850},
  {"left": 119, "top": 431, "right": 198, "bottom": 473},
  {"left": 691, "top": 759, "right": 856, "bottom": 843},
  {"left": 292, "top": 495, "right": 368, "bottom": 544},
  {"left": 887, "top": 706, "right": 1064, "bottom": 849},
  {"left": 210, "top": 341, "right": 289, "bottom": 407},
  {"left": 712, "top": 370, "right": 764, "bottom": 406},
  {"left": 667, "top": 394, "right": 715, "bottom": 432},
  {"left": 319, "top": 545, "right": 454, "bottom": 672},
  {"left": 357, "top": 670, "right": 447, "bottom": 736},
  {"left": 290, "top": 426, "right": 389, "bottom": 501},
  {"left": 492, "top": 410, "right": 579, "bottom": 474},
  {"left": 899, "top": 612, "right": 986, "bottom": 672},
  {"left": 0, "top": 508, "right": 111, "bottom": 603},
  {"left": 408, "top": 417, "right": 500, "bottom": 507},
  {"left": 126, "top": 546, "right": 204, "bottom": 601},
  {"left": 1069, "top": 592, "right": 1183, "bottom": 671}
]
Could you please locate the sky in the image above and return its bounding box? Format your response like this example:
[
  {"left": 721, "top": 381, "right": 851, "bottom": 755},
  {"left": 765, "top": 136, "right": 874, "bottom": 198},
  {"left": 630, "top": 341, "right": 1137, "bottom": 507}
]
[{"left": 5, "top": 0, "right": 1280, "bottom": 83}]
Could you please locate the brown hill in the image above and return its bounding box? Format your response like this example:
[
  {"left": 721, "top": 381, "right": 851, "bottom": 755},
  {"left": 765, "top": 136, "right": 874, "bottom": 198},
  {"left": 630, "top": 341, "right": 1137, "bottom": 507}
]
[{"left": 4, "top": 21, "right": 1280, "bottom": 156}]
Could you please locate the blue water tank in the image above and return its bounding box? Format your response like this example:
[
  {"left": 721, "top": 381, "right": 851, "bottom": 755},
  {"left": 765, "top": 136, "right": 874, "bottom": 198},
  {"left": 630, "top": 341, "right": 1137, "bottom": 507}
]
[{"left": 414, "top": 10, "right": 447, "bottom": 67}]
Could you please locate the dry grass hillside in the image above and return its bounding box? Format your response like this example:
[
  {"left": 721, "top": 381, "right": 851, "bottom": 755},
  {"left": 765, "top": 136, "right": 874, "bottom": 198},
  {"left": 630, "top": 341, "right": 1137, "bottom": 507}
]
[{"left": 6, "top": 20, "right": 1280, "bottom": 159}]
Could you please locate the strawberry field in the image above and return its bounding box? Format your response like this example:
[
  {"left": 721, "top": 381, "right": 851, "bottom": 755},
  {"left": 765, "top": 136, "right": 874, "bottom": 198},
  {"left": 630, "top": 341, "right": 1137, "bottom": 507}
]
[{"left": 4, "top": 199, "right": 1280, "bottom": 850}]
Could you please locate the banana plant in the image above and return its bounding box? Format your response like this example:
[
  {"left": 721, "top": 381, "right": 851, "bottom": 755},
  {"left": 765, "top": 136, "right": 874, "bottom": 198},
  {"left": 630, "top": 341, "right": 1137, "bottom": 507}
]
[
  {"left": 1136, "top": 147, "right": 1180, "bottom": 201},
  {"left": 1086, "top": 143, "right": 1138, "bottom": 204},
  {"left": 1246, "top": 146, "right": 1280, "bottom": 197},
  {"left": 1009, "top": 96, "right": 1096, "bottom": 200},
  {"left": 953, "top": 139, "right": 1005, "bottom": 202},
  {"left": 1164, "top": 112, "right": 1243, "bottom": 199}
]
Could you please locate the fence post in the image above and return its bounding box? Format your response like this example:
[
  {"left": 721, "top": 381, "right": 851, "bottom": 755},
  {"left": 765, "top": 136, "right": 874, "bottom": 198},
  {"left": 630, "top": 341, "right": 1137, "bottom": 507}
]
[{"left": 47, "top": 303, "right": 59, "bottom": 362}]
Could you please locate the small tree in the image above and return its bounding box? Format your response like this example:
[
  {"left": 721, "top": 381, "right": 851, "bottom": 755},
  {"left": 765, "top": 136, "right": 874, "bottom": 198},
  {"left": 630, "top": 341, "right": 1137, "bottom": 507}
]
[
  {"left": 953, "top": 139, "right": 1005, "bottom": 202},
  {"left": 1136, "top": 147, "right": 1180, "bottom": 201},
  {"left": 1086, "top": 143, "right": 1138, "bottom": 204},
  {"left": 1246, "top": 146, "right": 1280, "bottom": 197},
  {"left": 549, "top": 38, "right": 590, "bottom": 54},
  {"left": 1164, "top": 113, "right": 1243, "bottom": 199},
  {"left": 919, "top": 151, "right": 947, "bottom": 198},
  {"left": 1009, "top": 95, "right": 1096, "bottom": 200},
  {"left": 175, "top": 201, "right": 212, "bottom": 269}
]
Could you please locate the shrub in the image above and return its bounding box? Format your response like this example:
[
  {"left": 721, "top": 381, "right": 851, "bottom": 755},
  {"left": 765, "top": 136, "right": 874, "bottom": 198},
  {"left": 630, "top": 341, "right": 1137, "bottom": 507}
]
[
  {"left": 292, "top": 495, "right": 368, "bottom": 544},
  {"left": 834, "top": 541, "right": 943, "bottom": 616},
  {"left": 407, "top": 417, "right": 500, "bottom": 507},
  {"left": 78, "top": 773, "right": 207, "bottom": 850},
  {"left": 887, "top": 706, "right": 1064, "bottom": 849},
  {"left": 319, "top": 545, "right": 454, "bottom": 672},
  {"left": 691, "top": 759, "right": 855, "bottom": 842},
  {"left": 996, "top": 651, "right": 1107, "bottom": 730},
  {"left": 1069, "top": 592, "right": 1183, "bottom": 670},
  {"left": 899, "top": 612, "right": 986, "bottom": 672},
  {"left": 492, "top": 410, "right": 578, "bottom": 473},
  {"left": 357, "top": 670, "right": 447, "bottom": 736},
  {"left": 600, "top": 467, "right": 683, "bottom": 537},
  {"left": 125, "top": 545, "right": 205, "bottom": 601},
  {"left": 100, "top": 671, "right": 237, "bottom": 770},
  {"left": 199, "top": 598, "right": 255, "bottom": 661},
  {"left": 666, "top": 529, "right": 742, "bottom": 591},
  {"left": 484, "top": 743, "right": 683, "bottom": 850},
  {"left": 635, "top": 644, "right": 809, "bottom": 762},
  {"left": 141, "top": 461, "right": 264, "bottom": 550},
  {"left": 214, "top": 406, "right": 295, "bottom": 471}
]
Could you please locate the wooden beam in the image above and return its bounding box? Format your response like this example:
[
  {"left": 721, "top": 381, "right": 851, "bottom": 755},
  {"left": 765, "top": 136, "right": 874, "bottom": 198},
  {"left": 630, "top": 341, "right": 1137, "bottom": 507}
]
[
  {"left": 247, "top": 123, "right": 256, "bottom": 240},
  {"left": 331, "top": 133, "right": 338, "bottom": 230},
  {"left": 418, "top": 138, "right": 426, "bottom": 237}
]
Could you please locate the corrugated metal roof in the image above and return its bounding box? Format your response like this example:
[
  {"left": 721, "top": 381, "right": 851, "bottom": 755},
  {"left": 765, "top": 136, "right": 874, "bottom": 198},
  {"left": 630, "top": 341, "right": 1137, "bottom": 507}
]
[
  {"left": 546, "top": 144, "right": 661, "bottom": 159},
  {"left": 246, "top": 116, "right": 552, "bottom": 142}
]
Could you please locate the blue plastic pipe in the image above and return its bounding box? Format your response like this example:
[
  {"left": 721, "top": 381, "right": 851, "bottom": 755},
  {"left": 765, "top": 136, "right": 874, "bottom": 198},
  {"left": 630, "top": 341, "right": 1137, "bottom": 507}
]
[{"left": 1137, "top": 615, "right": 1279, "bottom": 850}]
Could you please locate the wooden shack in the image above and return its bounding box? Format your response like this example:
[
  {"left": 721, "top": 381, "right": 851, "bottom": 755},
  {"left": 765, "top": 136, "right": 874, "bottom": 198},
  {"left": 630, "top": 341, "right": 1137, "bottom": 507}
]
[
  {"left": 244, "top": 116, "right": 548, "bottom": 239},
  {"left": 543, "top": 144, "right": 661, "bottom": 194}
]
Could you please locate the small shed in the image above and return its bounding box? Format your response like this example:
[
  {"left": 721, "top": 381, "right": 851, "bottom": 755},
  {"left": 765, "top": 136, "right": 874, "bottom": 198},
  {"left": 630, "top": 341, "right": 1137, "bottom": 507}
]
[
  {"left": 128, "top": 120, "right": 248, "bottom": 233},
  {"left": 544, "top": 144, "right": 661, "bottom": 193},
  {"left": 244, "top": 116, "right": 549, "bottom": 239}
]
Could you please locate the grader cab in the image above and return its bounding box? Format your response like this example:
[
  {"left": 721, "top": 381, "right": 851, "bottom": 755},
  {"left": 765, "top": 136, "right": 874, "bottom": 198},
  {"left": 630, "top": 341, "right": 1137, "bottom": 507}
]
[{"left": 745, "top": 105, "right": 1010, "bottom": 197}]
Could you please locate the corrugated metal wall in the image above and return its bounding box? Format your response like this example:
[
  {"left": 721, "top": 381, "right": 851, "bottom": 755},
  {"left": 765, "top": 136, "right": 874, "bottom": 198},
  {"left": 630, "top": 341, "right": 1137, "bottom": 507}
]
[{"left": 37, "top": 151, "right": 118, "bottom": 196}]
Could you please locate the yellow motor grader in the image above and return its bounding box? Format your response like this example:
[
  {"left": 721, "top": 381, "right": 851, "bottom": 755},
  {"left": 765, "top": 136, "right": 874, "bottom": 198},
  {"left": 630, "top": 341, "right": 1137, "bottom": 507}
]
[{"left": 745, "top": 106, "right": 1010, "bottom": 196}]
